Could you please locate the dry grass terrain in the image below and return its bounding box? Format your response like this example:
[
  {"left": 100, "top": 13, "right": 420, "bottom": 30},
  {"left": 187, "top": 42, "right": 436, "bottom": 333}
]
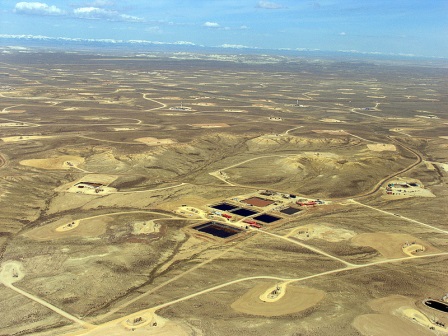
[{"left": 0, "top": 51, "right": 447, "bottom": 336}]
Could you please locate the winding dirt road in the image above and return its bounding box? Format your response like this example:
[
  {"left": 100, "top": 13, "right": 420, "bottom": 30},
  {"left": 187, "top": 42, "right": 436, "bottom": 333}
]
[{"left": 0, "top": 153, "right": 6, "bottom": 169}]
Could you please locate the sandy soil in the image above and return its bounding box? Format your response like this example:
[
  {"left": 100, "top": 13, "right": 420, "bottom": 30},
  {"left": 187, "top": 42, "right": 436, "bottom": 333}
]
[
  {"left": 383, "top": 178, "right": 435, "bottom": 199},
  {"left": 231, "top": 282, "right": 325, "bottom": 316},
  {"left": 224, "top": 109, "right": 246, "bottom": 112},
  {"left": 190, "top": 123, "right": 230, "bottom": 128},
  {"left": 112, "top": 127, "right": 139, "bottom": 131},
  {"left": 402, "top": 244, "right": 425, "bottom": 256},
  {"left": 56, "top": 174, "right": 118, "bottom": 192},
  {"left": 132, "top": 220, "right": 161, "bottom": 235},
  {"left": 400, "top": 307, "right": 447, "bottom": 333},
  {"left": 75, "top": 311, "right": 192, "bottom": 336},
  {"left": 353, "top": 314, "right": 433, "bottom": 336},
  {"left": 56, "top": 220, "right": 80, "bottom": 232},
  {"left": 291, "top": 224, "right": 356, "bottom": 242},
  {"left": 1, "top": 135, "right": 55, "bottom": 142},
  {"left": 351, "top": 233, "right": 437, "bottom": 258},
  {"left": 193, "top": 102, "right": 216, "bottom": 106},
  {"left": 82, "top": 116, "right": 110, "bottom": 120},
  {"left": 259, "top": 283, "right": 287, "bottom": 302},
  {"left": 158, "top": 96, "right": 182, "bottom": 100},
  {"left": 427, "top": 161, "right": 448, "bottom": 172},
  {"left": 135, "top": 137, "right": 176, "bottom": 146},
  {"left": 20, "top": 155, "right": 85, "bottom": 170},
  {"left": 367, "top": 143, "right": 396, "bottom": 151},
  {"left": 23, "top": 216, "right": 111, "bottom": 241},
  {"left": 66, "top": 185, "right": 117, "bottom": 195},
  {"left": 0, "top": 122, "right": 28, "bottom": 127},
  {"left": 425, "top": 161, "right": 436, "bottom": 171},
  {"left": 0, "top": 261, "right": 25, "bottom": 285},
  {"left": 312, "top": 129, "right": 348, "bottom": 135},
  {"left": 320, "top": 118, "right": 345, "bottom": 123},
  {"left": 353, "top": 295, "right": 442, "bottom": 336}
]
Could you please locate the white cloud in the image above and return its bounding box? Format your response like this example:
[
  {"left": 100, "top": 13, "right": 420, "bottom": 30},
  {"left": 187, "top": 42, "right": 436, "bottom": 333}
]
[
  {"left": 203, "top": 21, "right": 220, "bottom": 28},
  {"left": 220, "top": 44, "right": 253, "bottom": 49},
  {"left": 173, "top": 41, "right": 196, "bottom": 45},
  {"left": 256, "top": 1, "right": 284, "bottom": 9},
  {"left": 339, "top": 32, "right": 346, "bottom": 36},
  {"left": 86, "top": 0, "right": 114, "bottom": 7},
  {"left": 240, "top": 25, "right": 249, "bottom": 30},
  {"left": 14, "top": 2, "right": 64, "bottom": 15},
  {"left": 145, "top": 26, "right": 162, "bottom": 33},
  {"left": 73, "top": 7, "right": 143, "bottom": 22}
]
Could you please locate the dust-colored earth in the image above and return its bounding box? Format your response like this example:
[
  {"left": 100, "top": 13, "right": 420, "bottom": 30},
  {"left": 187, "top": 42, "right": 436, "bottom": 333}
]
[
  {"left": 0, "top": 122, "right": 28, "bottom": 127},
  {"left": 290, "top": 224, "right": 356, "bottom": 242},
  {"left": 82, "top": 116, "right": 110, "bottom": 120},
  {"left": 351, "top": 233, "right": 437, "bottom": 258},
  {"left": 231, "top": 282, "right": 325, "bottom": 316},
  {"left": 0, "top": 261, "right": 25, "bottom": 285},
  {"left": 1, "top": 135, "right": 55, "bottom": 142},
  {"left": 56, "top": 174, "right": 118, "bottom": 192},
  {"left": 193, "top": 102, "right": 216, "bottom": 106},
  {"left": 20, "top": 155, "right": 85, "bottom": 170},
  {"left": 191, "top": 123, "right": 230, "bottom": 128},
  {"left": 112, "top": 127, "right": 139, "bottom": 131},
  {"left": 320, "top": 118, "right": 345, "bottom": 123},
  {"left": 312, "top": 129, "right": 349, "bottom": 135},
  {"left": 23, "top": 216, "right": 111, "bottom": 241},
  {"left": 367, "top": 143, "right": 396, "bottom": 151},
  {"left": 76, "top": 311, "right": 193, "bottom": 336},
  {"left": 352, "top": 295, "right": 441, "bottom": 336},
  {"left": 132, "top": 220, "right": 161, "bottom": 235},
  {"left": 135, "top": 137, "right": 176, "bottom": 146},
  {"left": 383, "top": 178, "right": 436, "bottom": 199},
  {"left": 353, "top": 314, "right": 433, "bottom": 336}
]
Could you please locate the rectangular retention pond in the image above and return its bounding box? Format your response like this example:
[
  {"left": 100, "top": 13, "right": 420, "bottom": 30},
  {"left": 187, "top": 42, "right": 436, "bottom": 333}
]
[
  {"left": 230, "top": 208, "right": 259, "bottom": 217},
  {"left": 280, "top": 207, "right": 302, "bottom": 215},
  {"left": 194, "top": 221, "right": 242, "bottom": 238},
  {"left": 211, "top": 203, "right": 238, "bottom": 211},
  {"left": 253, "top": 214, "right": 282, "bottom": 224}
]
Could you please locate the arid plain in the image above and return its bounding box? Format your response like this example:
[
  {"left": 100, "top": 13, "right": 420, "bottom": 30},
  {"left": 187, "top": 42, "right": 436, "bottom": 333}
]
[{"left": 0, "top": 51, "right": 447, "bottom": 335}]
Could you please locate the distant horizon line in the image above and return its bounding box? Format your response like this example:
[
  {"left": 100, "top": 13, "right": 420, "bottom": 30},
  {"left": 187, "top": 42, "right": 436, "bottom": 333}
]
[{"left": 0, "top": 34, "right": 446, "bottom": 60}]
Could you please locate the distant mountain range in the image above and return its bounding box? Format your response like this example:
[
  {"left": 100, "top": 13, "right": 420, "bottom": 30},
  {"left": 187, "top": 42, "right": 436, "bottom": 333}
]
[{"left": 1, "top": 34, "right": 437, "bottom": 61}]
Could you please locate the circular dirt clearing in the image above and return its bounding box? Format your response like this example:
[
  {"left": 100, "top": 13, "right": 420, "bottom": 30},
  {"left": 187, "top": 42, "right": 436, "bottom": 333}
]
[
  {"left": 351, "top": 232, "right": 436, "bottom": 259},
  {"left": 231, "top": 282, "right": 325, "bottom": 316}
]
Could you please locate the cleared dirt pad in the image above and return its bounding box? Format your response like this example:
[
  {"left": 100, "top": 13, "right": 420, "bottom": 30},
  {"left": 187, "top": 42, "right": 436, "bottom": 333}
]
[
  {"left": 80, "top": 312, "right": 191, "bottom": 336},
  {"left": 313, "top": 129, "right": 348, "bottom": 135},
  {"left": 1, "top": 135, "right": 54, "bottom": 142},
  {"left": 135, "top": 137, "right": 176, "bottom": 146},
  {"left": 231, "top": 282, "right": 325, "bottom": 316},
  {"left": 23, "top": 216, "right": 111, "bottom": 240},
  {"left": 353, "top": 295, "right": 440, "bottom": 336},
  {"left": 367, "top": 143, "right": 396, "bottom": 151},
  {"left": 132, "top": 220, "right": 161, "bottom": 235},
  {"left": 20, "top": 155, "right": 84, "bottom": 170},
  {"left": 191, "top": 123, "right": 230, "bottom": 128},
  {"left": 320, "top": 118, "right": 345, "bottom": 123},
  {"left": 291, "top": 224, "right": 355, "bottom": 242},
  {"left": 351, "top": 233, "right": 437, "bottom": 258},
  {"left": 353, "top": 314, "right": 432, "bottom": 336}
]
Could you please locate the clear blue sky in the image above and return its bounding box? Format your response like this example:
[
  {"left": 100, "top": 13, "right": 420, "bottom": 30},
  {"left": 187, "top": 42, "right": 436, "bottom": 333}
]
[{"left": 1, "top": 0, "right": 447, "bottom": 57}]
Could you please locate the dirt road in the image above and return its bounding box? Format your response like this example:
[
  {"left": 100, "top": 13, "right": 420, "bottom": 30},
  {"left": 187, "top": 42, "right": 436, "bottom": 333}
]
[
  {"left": 0, "top": 153, "right": 6, "bottom": 169},
  {"left": 350, "top": 200, "right": 448, "bottom": 234}
]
